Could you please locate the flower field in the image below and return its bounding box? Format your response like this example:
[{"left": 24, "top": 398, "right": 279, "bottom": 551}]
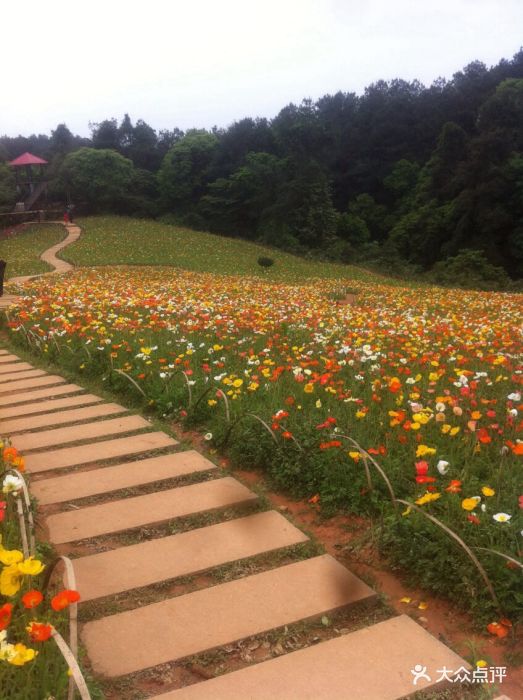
[{"left": 6, "top": 265, "right": 523, "bottom": 622}]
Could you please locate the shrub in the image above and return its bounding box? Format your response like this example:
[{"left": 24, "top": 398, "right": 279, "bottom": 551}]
[
  {"left": 430, "top": 249, "right": 510, "bottom": 290},
  {"left": 257, "top": 256, "right": 275, "bottom": 268}
]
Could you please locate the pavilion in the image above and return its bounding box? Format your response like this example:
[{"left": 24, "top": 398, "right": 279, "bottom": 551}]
[{"left": 8, "top": 152, "right": 48, "bottom": 211}]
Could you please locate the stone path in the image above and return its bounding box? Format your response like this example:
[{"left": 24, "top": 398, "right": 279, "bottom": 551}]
[{"left": 0, "top": 349, "right": 471, "bottom": 698}]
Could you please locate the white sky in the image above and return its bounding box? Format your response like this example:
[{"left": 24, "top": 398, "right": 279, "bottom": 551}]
[{"left": 1, "top": 0, "right": 522, "bottom": 138}]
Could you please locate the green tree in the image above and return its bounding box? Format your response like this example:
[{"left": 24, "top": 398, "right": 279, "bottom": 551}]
[
  {"left": 199, "top": 152, "right": 285, "bottom": 237},
  {"left": 158, "top": 130, "right": 218, "bottom": 212},
  {"left": 59, "top": 148, "right": 135, "bottom": 212},
  {"left": 90, "top": 119, "right": 120, "bottom": 151}
]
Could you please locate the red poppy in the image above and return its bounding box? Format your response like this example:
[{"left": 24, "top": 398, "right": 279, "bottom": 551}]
[
  {"left": 416, "top": 475, "right": 437, "bottom": 484},
  {"left": 27, "top": 621, "right": 52, "bottom": 642},
  {"left": 477, "top": 428, "right": 491, "bottom": 444},
  {"left": 445, "top": 480, "right": 462, "bottom": 493},
  {"left": 467, "top": 514, "right": 480, "bottom": 525},
  {"left": 0, "top": 603, "right": 13, "bottom": 631},
  {"left": 22, "top": 590, "right": 43, "bottom": 609},
  {"left": 415, "top": 461, "right": 429, "bottom": 475},
  {"left": 51, "top": 590, "right": 81, "bottom": 611},
  {"left": 487, "top": 621, "right": 509, "bottom": 638}
]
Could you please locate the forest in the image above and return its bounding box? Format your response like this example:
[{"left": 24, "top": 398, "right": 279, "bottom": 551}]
[{"left": 1, "top": 49, "right": 522, "bottom": 287}]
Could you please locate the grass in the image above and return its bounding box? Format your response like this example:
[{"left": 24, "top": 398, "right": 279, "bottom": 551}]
[
  {"left": 0, "top": 224, "right": 66, "bottom": 278},
  {"left": 62, "top": 215, "right": 406, "bottom": 285}
]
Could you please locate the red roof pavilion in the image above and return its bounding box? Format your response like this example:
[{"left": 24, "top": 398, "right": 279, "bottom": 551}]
[{"left": 9, "top": 152, "right": 48, "bottom": 166}]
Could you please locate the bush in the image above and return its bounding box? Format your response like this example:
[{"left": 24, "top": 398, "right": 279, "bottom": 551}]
[
  {"left": 257, "top": 256, "right": 275, "bottom": 268},
  {"left": 430, "top": 249, "right": 510, "bottom": 290}
]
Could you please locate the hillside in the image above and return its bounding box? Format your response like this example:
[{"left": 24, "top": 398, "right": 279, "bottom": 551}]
[{"left": 61, "top": 216, "right": 404, "bottom": 285}]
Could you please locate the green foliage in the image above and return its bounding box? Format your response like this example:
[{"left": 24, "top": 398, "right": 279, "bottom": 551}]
[
  {"left": 257, "top": 256, "right": 274, "bottom": 268},
  {"left": 158, "top": 130, "right": 218, "bottom": 212},
  {"left": 0, "top": 163, "right": 16, "bottom": 213},
  {"left": 430, "top": 249, "right": 511, "bottom": 290},
  {"left": 59, "top": 148, "right": 135, "bottom": 213}
]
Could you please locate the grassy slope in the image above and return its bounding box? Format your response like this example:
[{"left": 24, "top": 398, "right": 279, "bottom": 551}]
[
  {"left": 0, "top": 224, "right": 66, "bottom": 278},
  {"left": 63, "top": 216, "right": 405, "bottom": 285}
]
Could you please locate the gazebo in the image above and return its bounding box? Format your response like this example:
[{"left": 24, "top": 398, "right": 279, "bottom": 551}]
[{"left": 8, "top": 152, "right": 48, "bottom": 211}]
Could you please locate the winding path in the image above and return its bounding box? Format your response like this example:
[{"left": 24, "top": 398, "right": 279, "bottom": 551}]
[{"left": 0, "top": 222, "right": 80, "bottom": 309}]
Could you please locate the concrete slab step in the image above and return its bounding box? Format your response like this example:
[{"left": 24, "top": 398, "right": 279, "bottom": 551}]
[
  {"left": 82, "top": 554, "right": 376, "bottom": 677},
  {"left": 0, "top": 354, "right": 22, "bottom": 363},
  {"left": 0, "top": 383, "right": 85, "bottom": 407},
  {"left": 149, "top": 615, "right": 469, "bottom": 700},
  {"left": 0, "top": 393, "right": 103, "bottom": 420},
  {"left": 13, "top": 414, "right": 150, "bottom": 452},
  {"left": 0, "top": 368, "right": 46, "bottom": 383},
  {"left": 2, "top": 403, "right": 128, "bottom": 435},
  {"left": 47, "top": 476, "right": 257, "bottom": 543},
  {"left": 0, "top": 361, "right": 37, "bottom": 374},
  {"left": 0, "top": 296, "right": 20, "bottom": 309},
  {"left": 24, "top": 432, "right": 178, "bottom": 474},
  {"left": 74, "top": 510, "right": 308, "bottom": 601},
  {"left": 0, "top": 374, "right": 66, "bottom": 395},
  {"left": 32, "top": 450, "right": 217, "bottom": 505}
]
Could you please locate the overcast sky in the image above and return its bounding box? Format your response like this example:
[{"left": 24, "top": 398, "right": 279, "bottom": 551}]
[{"left": 2, "top": 0, "right": 522, "bottom": 138}]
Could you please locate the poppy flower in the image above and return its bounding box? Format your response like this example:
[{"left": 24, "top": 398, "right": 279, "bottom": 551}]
[
  {"left": 51, "top": 589, "right": 81, "bottom": 611},
  {"left": 462, "top": 498, "right": 479, "bottom": 511},
  {"left": 0, "top": 603, "right": 13, "bottom": 630},
  {"left": 27, "top": 621, "right": 52, "bottom": 642},
  {"left": 487, "top": 621, "right": 509, "bottom": 638},
  {"left": 22, "top": 590, "right": 43, "bottom": 609}
]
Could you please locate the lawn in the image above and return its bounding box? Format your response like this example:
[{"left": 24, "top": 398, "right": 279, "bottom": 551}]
[
  {"left": 63, "top": 216, "right": 410, "bottom": 285},
  {"left": 7, "top": 262, "right": 522, "bottom": 623},
  {"left": 0, "top": 224, "right": 66, "bottom": 279}
]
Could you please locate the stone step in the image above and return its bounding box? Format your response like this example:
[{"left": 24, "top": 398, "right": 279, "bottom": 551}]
[
  {"left": 0, "top": 368, "right": 47, "bottom": 382},
  {"left": 47, "top": 477, "right": 257, "bottom": 544},
  {"left": 0, "top": 354, "right": 22, "bottom": 363},
  {"left": 149, "top": 615, "right": 469, "bottom": 700},
  {"left": 82, "top": 554, "right": 376, "bottom": 678},
  {"left": 0, "top": 361, "right": 37, "bottom": 374},
  {"left": 74, "top": 511, "right": 308, "bottom": 602},
  {"left": 3, "top": 403, "right": 128, "bottom": 435},
  {"left": 32, "top": 450, "right": 217, "bottom": 505},
  {"left": 0, "top": 349, "right": 10, "bottom": 355},
  {"left": 0, "top": 393, "right": 103, "bottom": 420},
  {"left": 13, "top": 414, "right": 150, "bottom": 452},
  {"left": 0, "top": 296, "right": 20, "bottom": 309},
  {"left": 24, "top": 432, "right": 178, "bottom": 474},
  {"left": 0, "top": 383, "right": 86, "bottom": 407},
  {"left": 0, "top": 368, "right": 46, "bottom": 383},
  {"left": 0, "top": 374, "right": 66, "bottom": 395}
]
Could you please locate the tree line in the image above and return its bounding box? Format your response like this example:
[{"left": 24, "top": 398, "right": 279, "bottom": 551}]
[{"left": 1, "top": 49, "right": 522, "bottom": 286}]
